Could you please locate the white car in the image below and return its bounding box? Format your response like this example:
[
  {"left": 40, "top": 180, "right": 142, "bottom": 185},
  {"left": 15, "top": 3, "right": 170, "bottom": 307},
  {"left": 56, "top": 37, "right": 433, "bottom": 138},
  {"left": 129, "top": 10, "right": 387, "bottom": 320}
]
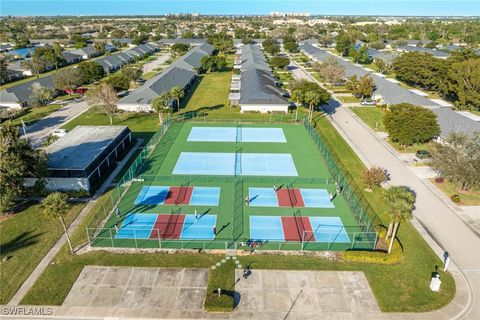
[
  {"left": 51, "top": 128, "right": 67, "bottom": 138},
  {"left": 361, "top": 99, "right": 376, "bottom": 106}
]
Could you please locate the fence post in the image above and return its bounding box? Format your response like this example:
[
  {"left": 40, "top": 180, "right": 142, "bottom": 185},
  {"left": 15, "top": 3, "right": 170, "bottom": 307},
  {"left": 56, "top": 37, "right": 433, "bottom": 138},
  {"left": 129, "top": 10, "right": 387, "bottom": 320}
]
[
  {"left": 134, "top": 229, "right": 138, "bottom": 249},
  {"left": 351, "top": 232, "right": 356, "bottom": 249},
  {"left": 109, "top": 228, "right": 114, "bottom": 247},
  {"left": 86, "top": 229, "right": 91, "bottom": 246}
]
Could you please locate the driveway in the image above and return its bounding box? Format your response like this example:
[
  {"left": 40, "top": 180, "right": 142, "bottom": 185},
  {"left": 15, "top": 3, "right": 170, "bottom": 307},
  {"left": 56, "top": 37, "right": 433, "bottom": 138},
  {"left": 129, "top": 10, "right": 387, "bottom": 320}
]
[
  {"left": 24, "top": 99, "right": 90, "bottom": 148},
  {"left": 142, "top": 53, "right": 170, "bottom": 73},
  {"left": 291, "top": 61, "right": 480, "bottom": 319}
]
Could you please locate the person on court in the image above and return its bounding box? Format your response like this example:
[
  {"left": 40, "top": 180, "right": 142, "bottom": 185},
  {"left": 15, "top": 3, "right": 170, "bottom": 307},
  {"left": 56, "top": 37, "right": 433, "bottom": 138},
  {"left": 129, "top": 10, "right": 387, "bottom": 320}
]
[
  {"left": 329, "top": 192, "right": 334, "bottom": 202},
  {"left": 195, "top": 210, "right": 198, "bottom": 222},
  {"left": 245, "top": 195, "right": 249, "bottom": 206},
  {"left": 116, "top": 208, "right": 121, "bottom": 217},
  {"left": 213, "top": 225, "right": 217, "bottom": 238}
]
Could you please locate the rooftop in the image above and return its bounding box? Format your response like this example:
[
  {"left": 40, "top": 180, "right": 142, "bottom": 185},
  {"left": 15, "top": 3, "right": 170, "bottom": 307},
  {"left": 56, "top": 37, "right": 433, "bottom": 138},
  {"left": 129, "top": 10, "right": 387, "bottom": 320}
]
[{"left": 47, "top": 126, "right": 130, "bottom": 170}]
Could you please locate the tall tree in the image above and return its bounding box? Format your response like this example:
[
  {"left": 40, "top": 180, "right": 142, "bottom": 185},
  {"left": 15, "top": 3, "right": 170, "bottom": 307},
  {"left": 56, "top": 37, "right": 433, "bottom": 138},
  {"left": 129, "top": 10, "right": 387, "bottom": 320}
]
[
  {"left": 384, "top": 103, "right": 440, "bottom": 146},
  {"left": 335, "top": 31, "right": 354, "bottom": 56},
  {"left": 152, "top": 92, "right": 172, "bottom": 124},
  {"left": 86, "top": 83, "right": 118, "bottom": 125},
  {"left": 54, "top": 68, "right": 84, "bottom": 93},
  {"left": 385, "top": 186, "right": 415, "bottom": 254},
  {"left": 43, "top": 192, "right": 74, "bottom": 253},
  {"left": 315, "top": 57, "right": 345, "bottom": 86},
  {"left": 431, "top": 132, "right": 480, "bottom": 191},
  {"left": 30, "top": 83, "right": 54, "bottom": 107},
  {"left": 0, "top": 124, "right": 47, "bottom": 213},
  {"left": 20, "top": 56, "right": 46, "bottom": 78},
  {"left": 304, "top": 91, "right": 323, "bottom": 122},
  {"left": 78, "top": 61, "right": 105, "bottom": 84},
  {"left": 170, "top": 86, "right": 184, "bottom": 110},
  {"left": 444, "top": 59, "right": 480, "bottom": 111}
]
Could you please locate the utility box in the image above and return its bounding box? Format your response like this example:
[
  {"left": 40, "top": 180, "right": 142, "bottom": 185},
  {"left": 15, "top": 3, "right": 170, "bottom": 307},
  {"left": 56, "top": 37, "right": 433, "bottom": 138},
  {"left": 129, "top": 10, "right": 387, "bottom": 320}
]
[{"left": 430, "top": 274, "right": 441, "bottom": 292}]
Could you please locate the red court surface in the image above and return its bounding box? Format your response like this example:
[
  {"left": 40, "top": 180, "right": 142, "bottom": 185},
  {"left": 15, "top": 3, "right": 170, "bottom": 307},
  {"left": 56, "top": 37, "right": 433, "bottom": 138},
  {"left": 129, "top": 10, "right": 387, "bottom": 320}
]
[
  {"left": 277, "top": 189, "right": 305, "bottom": 207},
  {"left": 149, "top": 214, "right": 185, "bottom": 239},
  {"left": 281, "top": 216, "right": 314, "bottom": 241},
  {"left": 163, "top": 187, "right": 193, "bottom": 205}
]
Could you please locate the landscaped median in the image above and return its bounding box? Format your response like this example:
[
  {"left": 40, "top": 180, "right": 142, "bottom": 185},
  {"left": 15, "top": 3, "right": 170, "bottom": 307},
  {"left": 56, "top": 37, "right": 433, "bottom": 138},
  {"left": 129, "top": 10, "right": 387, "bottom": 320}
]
[{"left": 18, "top": 113, "right": 455, "bottom": 313}]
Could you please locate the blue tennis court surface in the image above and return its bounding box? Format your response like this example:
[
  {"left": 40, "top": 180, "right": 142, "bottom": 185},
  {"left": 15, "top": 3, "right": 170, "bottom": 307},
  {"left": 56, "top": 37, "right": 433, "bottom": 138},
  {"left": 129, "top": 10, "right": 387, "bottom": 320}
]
[
  {"left": 187, "top": 127, "right": 286, "bottom": 143},
  {"left": 134, "top": 186, "right": 169, "bottom": 205},
  {"left": 190, "top": 187, "right": 221, "bottom": 206},
  {"left": 180, "top": 214, "right": 217, "bottom": 240},
  {"left": 250, "top": 216, "right": 285, "bottom": 240},
  {"left": 115, "top": 213, "right": 156, "bottom": 239},
  {"left": 300, "top": 189, "right": 335, "bottom": 208},
  {"left": 248, "top": 188, "right": 278, "bottom": 207},
  {"left": 310, "top": 217, "right": 350, "bottom": 243},
  {"left": 173, "top": 152, "right": 298, "bottom": 176}
]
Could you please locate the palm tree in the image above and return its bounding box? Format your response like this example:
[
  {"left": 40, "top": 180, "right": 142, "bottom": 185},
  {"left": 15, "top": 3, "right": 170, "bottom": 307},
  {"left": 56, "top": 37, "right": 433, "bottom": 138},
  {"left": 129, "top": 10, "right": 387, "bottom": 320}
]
[
  {"left": 291, "top": 89, "right": 304, "bottom": 122},
  {"left": 170, "top": 86, "right": 184, "bottom": 111},
  {"left": 152, "top": 92, "right": 172, "bottom": 124},
  {"left": 43, "top": 192, "right": 73, "bottom": 254},
  {"left": 304, "top": 91, "right": 323, "bottom": 123},
  {"left": 385, "top": 186, "right": 416, "bottom": 254}
]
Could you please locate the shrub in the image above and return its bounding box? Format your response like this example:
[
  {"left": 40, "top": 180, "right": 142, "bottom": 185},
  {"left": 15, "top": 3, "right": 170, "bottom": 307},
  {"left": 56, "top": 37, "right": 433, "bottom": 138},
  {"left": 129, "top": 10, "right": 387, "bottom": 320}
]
[
  {"left": 451, "top": 194, "right": 461, "bottom": 203},
  {"left": 384, "top": 103, "right": 440, "bottom": 146},
  {"left": 435, "top": 177, "right": 444, "bottom": 183},
  {"left": 204, "top": 291, "right": 235, "bottom": 312},
  {"left": 362, "top": 166, "right": 387, "bottom": 190}
]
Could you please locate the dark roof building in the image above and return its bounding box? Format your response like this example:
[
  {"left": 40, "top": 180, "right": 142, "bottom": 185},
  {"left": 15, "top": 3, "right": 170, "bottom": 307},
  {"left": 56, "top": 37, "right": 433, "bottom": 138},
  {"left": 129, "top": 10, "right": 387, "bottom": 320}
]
[
  {"left": 118, "top": 43, "right": 214, "bottom": 112},
  {"left": 42, "top": 125, "right": 132, "bottom": 191},
  {"left": 234, "top": 44, "right": 289, "bottom": 113},
  {"left": 300, "top": 43, "right": 480, "bottom": 138},
  {"left": 0, "top": 44, "right": 159, "bottom": 108}
]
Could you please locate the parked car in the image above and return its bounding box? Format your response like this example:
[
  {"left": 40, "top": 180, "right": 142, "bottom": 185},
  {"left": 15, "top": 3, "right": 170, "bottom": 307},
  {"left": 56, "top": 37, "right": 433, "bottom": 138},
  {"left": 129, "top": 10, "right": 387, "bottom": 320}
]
[
  {"left": 360, "top": 99, "right": 376, "bottom": 106},
  {"left": 415, "top": 150, "right": 432, "bottom": 159},
  {"left": 282, "top": 92, "right": 291, "bottom": 98},
  {"left": 51, "top": 128, "right": 67, "bottom": 138}
]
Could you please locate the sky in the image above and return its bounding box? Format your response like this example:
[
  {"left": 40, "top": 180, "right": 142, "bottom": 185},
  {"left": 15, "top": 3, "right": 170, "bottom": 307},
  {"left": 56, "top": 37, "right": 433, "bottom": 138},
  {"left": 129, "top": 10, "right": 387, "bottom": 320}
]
[{"left": 0, "top": 0, "right": 479, "bottom": 17}]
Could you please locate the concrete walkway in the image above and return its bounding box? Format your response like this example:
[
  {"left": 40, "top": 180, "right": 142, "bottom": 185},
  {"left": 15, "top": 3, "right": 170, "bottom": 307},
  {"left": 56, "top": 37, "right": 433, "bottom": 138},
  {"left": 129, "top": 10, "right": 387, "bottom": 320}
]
[
  {"left": 290, "top": 60, "right": 479, "bottom": 319},
  {"left": 7, "top": 139, "right": 143, "bottom": 306}
]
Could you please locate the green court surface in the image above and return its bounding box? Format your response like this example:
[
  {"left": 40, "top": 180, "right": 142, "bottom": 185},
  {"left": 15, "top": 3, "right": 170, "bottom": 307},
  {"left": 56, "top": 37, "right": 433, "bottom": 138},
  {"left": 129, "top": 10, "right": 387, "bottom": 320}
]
[{"left": 89, "top": 122, "right": 376, "bottom": 251}]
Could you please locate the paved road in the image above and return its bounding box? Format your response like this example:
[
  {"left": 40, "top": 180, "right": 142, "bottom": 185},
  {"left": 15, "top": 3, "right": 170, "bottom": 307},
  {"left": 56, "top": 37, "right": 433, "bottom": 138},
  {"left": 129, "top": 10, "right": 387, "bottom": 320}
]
[
  {"left": 142, "top": 53, "right": 170, "bottom": 73},
  {"left": 24, "top": 99, "right": 90, "bottom": 148},
  {"left": 290, "top": 61, "right": 480, "bottom": 319}
]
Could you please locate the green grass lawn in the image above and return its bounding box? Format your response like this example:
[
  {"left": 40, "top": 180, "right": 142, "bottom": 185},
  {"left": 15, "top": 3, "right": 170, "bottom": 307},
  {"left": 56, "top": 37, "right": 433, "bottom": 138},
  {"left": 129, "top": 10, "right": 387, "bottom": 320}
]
[
  {"left": 8, "top": 104, "right": 64, "bottom": 127},
  {"left": 350, "top": 107, "right": 435, "bottom": 152},
  {"left": 337, "top": 95, "right": 361, "bottom": 103},
  {"left": 0, "top": 201, "right": 86, "bottom": 304},
  {"left": 351, "top": 107, "right": 386, "bottom": 131},
  {"left": 430, "top": 179, "right": 480, "bottom": 206},
  {"left": 142, "top": 71, "right": 158, "bottom": 80},
  {"left": 62, "top": 106, "right": 160, "bottom": 142}
]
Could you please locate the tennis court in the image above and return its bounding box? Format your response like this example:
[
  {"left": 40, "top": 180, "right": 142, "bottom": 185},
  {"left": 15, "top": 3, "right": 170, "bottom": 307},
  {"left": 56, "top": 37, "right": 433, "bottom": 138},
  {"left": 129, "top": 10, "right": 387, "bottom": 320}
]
[
  {"left": 187, "top": 126, "right": 286, "bottom": 143},
  {"left": 134, "top": 185, "right": 220, "bottom": 206},
  {"left": 89, "top": 122, "right": 378, "bottom": 252},
  {"left": 172, "top": 152, "right": 298, "bottom": 176},
  {"left": 249, "top": 215, "right": 350, "bottom": 243},
  {"left": 115, "top": 213, "right": 217, "bottom": 240},
  {"left": 248, "top": 187, "right": 334, "bottom": 208}
]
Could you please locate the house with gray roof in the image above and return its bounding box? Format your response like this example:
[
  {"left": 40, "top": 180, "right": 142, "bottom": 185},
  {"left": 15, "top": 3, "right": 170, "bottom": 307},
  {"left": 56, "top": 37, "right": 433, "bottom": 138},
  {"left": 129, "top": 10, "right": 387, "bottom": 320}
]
[
  {"left": 233, "top": 44, "right": 289, "bottom": 113},
  {"left": 0, "top": 44, "right": 159, "bottom": 109},
  {"left": 61, "top": 51, "right": 83, "bottom": 64},
  {"left": 396, "top": 46, "right": 449, "bottom": 59},
  {"left": 300, "top": 43, "right": 480, "bottom": 139},
  {"left": 71, "top": 45, "right": 101, "bottom": 60},
  {"left": 118, "top": 43, "right": 214, "bottom": 112}
]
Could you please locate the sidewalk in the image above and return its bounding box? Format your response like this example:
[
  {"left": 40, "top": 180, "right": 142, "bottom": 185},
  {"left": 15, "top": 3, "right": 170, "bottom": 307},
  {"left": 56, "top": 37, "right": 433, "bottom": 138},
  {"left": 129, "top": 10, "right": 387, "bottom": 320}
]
[
  {"left": 290, "top": 59, "right": 479, "bottom": 319},
  {"left": 7, "top": 139, "right": 143, "bottom": 306}
]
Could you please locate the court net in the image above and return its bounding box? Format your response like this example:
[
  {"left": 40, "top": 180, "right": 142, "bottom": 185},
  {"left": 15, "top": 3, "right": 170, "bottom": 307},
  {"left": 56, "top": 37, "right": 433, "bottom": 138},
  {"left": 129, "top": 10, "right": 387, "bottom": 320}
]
[
  {"left": 287, "top": 183, "right": 297, "bottom": 207},
  {"left": 175, "top": 182, "right": 190, "bottom": 204}
]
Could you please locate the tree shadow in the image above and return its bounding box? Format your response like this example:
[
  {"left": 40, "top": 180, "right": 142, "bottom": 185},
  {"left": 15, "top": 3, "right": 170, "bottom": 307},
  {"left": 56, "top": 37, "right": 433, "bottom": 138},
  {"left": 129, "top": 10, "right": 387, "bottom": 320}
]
[{"left": 1, "top": 231, "right": 43, "bottom": 257}]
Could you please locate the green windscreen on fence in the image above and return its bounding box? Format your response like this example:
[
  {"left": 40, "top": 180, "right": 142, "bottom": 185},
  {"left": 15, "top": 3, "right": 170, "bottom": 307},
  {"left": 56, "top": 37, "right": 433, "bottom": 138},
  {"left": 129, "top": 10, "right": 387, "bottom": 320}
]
[{"left": 303, "top": 117, "right": 381, "bottom": 239}]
